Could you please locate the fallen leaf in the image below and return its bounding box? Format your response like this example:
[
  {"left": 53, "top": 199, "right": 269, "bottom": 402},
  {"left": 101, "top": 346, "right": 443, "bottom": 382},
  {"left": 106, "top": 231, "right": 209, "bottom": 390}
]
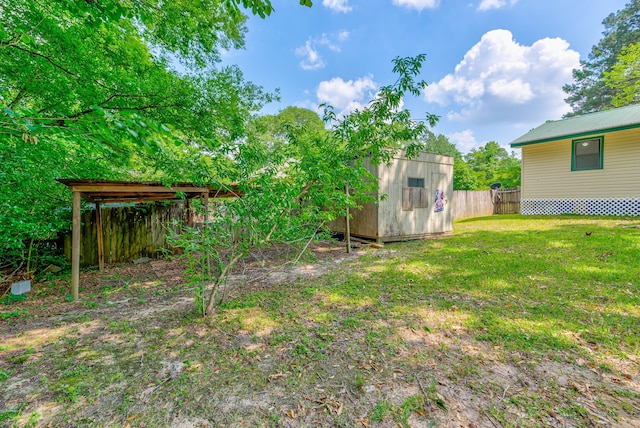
[{"left": 415, "top": 408, "right": 429, "bottom": 417}]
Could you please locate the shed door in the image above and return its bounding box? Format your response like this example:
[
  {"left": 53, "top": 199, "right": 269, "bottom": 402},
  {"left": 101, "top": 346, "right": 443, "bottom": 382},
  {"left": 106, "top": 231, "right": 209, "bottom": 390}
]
[{"left": 431, "top": 173, "right": 451, "bottom": 232}]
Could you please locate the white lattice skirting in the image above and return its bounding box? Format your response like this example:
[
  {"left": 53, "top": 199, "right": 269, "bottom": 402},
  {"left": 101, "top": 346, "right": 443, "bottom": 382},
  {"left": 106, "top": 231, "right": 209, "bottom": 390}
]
[{"left": 521, "top": 198, "right": 640, "bottom": 216}]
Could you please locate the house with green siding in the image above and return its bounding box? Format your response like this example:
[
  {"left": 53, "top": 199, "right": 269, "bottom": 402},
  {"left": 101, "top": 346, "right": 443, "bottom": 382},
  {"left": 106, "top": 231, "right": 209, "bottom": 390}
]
[{"left": 510, "top": 104, "right": 640, "bottom": 216}]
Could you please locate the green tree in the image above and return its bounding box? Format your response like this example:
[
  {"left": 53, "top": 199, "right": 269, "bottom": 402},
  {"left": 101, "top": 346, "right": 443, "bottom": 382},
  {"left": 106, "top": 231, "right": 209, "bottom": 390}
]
[
  {"left": 173, "top": 55, "right": 438, "bottom": 316},
  {"left": 492, "top": 155, "right": 522, "bottom": 189},
  {"left": 0, "top": 0, "right": 310, "bottom": 266},
  {"left": 0, "top": 0, "right": 282, "bottom": 150},
  {"left": 240, "top": 107, "right": 328, "bottom": 174},
  {"left": 563, "top": 0, "right": 640, "bottom": 115},
  {"left": 274, "top": 106, "right": 327, "bottom": 134},
  {"left": 419, "top": 131, "right": 479, "bottom": 190},
  {"left": 604, "top": 42, "right": 640, "bottom": 106},
  {"left": 464, "top": 141, "right": 520, "bottom": 189},
  {"left": 453, "top": 161, "right": 481, "bottom": 191},
  {"left": 420, "top": 131, "right": 460, "bottom": 157}
]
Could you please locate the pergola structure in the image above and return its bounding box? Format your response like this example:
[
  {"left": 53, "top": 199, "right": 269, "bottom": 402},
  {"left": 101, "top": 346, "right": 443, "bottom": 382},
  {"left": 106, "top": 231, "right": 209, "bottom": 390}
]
[{"left": 57, "top": 179, "right": 240, "bottom": 300}]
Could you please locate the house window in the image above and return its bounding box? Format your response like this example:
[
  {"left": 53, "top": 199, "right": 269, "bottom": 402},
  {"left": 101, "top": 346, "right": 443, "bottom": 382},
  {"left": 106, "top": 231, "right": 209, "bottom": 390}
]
[
  {"left": 572, "top": 137, "right": 603, "bottom": 171},
  {"left": 402, "top": 177, "right": 428, "bottom": 211}
]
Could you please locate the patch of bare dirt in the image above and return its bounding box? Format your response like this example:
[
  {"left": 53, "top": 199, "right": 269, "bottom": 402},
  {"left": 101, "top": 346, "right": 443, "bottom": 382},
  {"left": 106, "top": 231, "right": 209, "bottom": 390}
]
[{"left": 1, "top": 241, "right": 366, "bottom": 331}]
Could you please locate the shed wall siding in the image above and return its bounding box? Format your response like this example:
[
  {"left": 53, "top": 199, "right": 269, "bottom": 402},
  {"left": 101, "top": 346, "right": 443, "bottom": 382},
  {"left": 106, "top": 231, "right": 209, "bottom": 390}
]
[
  {"left": 522, "top": 128, "right": 640, "bottom": 199},
  {"left": 348, "top": 161, "right": 380, "bottom": 238},
  {"left": 377, "top": 153, "right": 453, "bottom": 238},
  {"left": 329, "top": 162, "right": 379, "bottom": 238}
]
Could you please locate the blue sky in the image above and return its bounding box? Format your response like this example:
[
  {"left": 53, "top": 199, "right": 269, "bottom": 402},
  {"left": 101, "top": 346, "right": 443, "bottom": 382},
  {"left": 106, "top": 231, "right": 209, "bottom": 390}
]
[{"left": 223, "top": 0, "right": 629, "bottom": 153}]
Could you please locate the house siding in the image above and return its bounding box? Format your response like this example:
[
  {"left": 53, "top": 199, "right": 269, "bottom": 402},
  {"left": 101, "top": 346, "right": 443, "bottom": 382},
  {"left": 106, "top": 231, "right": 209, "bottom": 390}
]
[{"left": 520, "top": 128, "right": 640, "bottom": 215}]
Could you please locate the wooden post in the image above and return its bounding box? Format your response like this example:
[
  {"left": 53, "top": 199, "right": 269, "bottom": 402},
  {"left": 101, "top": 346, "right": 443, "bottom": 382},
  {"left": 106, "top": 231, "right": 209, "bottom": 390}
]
[
  {"left": 203, "top": 192, "right": 209, "bottom": 224},
  {"left": 185, "top": 198, "right": 192, "bottom": 227},
  {"left": 345, "top": 184, "right": 351, "bottom": 254},
  {"left": 71, "top": 191, "right": 81, "bottom": 301},
  {"left": 96, "top": 202, "right": 104, "bottom": 271}
]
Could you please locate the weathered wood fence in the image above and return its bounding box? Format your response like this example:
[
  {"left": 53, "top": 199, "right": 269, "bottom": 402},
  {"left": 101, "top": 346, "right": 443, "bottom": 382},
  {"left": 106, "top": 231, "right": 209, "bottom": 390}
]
[
  {"left": 452, "top": 188, "right": 521, "bottom": 220},
  {"left": 62, "top": 189, "right": 521, "bottom": 267},
  {"left": 493, "top": 188, "right": 521, "bottom": 214},
  {"left": 452, "top": 190, "right": 494, "bottom": 220},
  {"left": 63, "top": 203, "right": 186, "bottom": 267}
]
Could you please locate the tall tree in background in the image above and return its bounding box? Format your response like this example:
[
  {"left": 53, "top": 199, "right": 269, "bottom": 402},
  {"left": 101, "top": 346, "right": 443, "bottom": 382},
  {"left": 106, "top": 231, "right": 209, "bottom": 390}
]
[
  {"left": 246, "top": 106, "right": 327, "bottom": 151},
  {"left": 464, "top": 141, "right": 520, "bottom": 189},
  {"left": 563, "top": 0, "right": 640, "bottom": 115},
  {"left": 603, "top": 42, "right": 640, "bottom": 106},
  {"left": 420, "top": 131, "right": 479, "bottom": 190},
  {"left": 240, "top": 107, "right": 328, "bottom": 175}
]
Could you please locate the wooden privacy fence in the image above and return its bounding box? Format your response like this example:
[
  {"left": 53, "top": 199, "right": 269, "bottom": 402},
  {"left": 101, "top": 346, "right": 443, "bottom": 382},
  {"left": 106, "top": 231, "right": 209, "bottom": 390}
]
[
  {"left": 452, "top": 190, "right": 494, "bottom": 220},
  {"left": 493, "top": 188, "right": 521, "bottom": 214},
  {"left": 62, "top": 190, "right": 521, "bottom": 266},
  {"left": 63, "top": 203, "right": 185, "bottom": 267},
  {"left": 452, "top": 188, "right": 521, "bottom": 220}
]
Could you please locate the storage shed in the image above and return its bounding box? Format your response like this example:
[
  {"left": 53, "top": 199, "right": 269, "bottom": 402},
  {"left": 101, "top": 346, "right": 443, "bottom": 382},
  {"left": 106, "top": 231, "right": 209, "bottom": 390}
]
[{"left": 334, "top": 151, "right": 454, "bottom": 242}]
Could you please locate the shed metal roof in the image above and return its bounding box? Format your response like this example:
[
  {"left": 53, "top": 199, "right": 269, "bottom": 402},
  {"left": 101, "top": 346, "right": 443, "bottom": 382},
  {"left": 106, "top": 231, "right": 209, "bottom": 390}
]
[{"left": 510, "top": 104, "right": 640, "bottom": 147}]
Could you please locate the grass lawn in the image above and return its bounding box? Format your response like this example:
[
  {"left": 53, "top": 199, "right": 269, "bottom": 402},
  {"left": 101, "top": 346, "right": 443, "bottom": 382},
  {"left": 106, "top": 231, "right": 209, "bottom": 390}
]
[{"left": 1, "top": 215, "right": 639, "bottom": 427}]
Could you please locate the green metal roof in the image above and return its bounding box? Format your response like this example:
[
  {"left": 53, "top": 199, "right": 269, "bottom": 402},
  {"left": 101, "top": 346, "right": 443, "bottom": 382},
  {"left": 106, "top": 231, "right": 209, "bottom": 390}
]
[{"left": 510, "top": 104, "right": 640, "bottom": 147}]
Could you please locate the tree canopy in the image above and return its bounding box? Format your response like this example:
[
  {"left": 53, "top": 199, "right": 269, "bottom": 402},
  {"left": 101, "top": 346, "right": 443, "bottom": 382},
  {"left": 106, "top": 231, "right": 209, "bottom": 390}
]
[
  {"left": 563, "top": 0, "right": 640, "bottom": 115},
  {"left": 464, "top": 142, "right": 520, "bottom": 189},
  {"left": 0, "top": 0, "right": 311, "bottom": 267},
  {"left": 417, "top": 132, "right": 520, "bottom": 190},
  {"left": 0, "top": 0, "right": 288, "bottom": 152},
  {"left": 603, "top": 42, "right": 640, "bottom": 106},
  {"left": 418, "top": 131, "right": 477, "bottom": 191}
]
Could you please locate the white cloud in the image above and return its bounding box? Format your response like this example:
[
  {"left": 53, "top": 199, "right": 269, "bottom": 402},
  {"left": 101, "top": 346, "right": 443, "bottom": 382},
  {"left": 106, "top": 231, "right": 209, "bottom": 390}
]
[
  {"left": 337, "top": 30, "right": 350, "bottom": 41},
  {"left": 323, "top": 0, "right": 351, "bottom": 13},
  {"left": 319, "top": 34, "right": 340, "bottom": 52},
  {"left": 295, "top": 31, "right": 350, "bottom": 70},
  {"left": 392, "top": 0, "right": 440, "bottom": 11},
  {"left": 448, "top": 130, "right": 479, "bottom": 153},
  {"left": 295, "top": 41, "right": 325, "bottom": 70},
  {"left": 296, "top": 99, "right": 321, "bottom": 114},
  {"left": 317, "top": 75, "right": 378, "bottom": 116},
  {"left": 477, "top": 0, "right": 518, "bottom": 11},
  {"left": 424, "top": 29, "right": 580, "bottom": 127}
]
